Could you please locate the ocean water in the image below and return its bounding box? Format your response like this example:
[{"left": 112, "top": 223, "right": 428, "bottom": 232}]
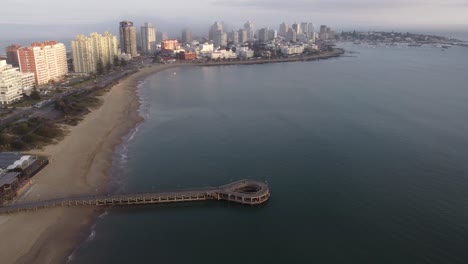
[{"left": 70, "top": 43, "right": 468, "bottom": 264}]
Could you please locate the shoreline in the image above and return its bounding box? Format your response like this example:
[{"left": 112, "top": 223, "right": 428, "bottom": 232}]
[
  {"left": 0, "top": 64, "right": 182, "bottom": 264},
  {"left": 0, "top": 49, "right": 344, "bottom": 264}
]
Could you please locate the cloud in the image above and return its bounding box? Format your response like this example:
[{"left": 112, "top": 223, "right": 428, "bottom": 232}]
[{"left": 212, "top": 0, "right": 464, "bottom": 11}]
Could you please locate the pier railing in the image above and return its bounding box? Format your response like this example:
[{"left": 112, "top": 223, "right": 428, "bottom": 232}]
[{"left": 0, "top": 180, "right": 270, "bottom": 214}]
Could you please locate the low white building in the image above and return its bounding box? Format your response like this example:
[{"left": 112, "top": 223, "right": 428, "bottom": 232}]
[
  {"left": 236, "top": 47, "right": 254, "bottom": 58},
  {"left": 0, "top": 60, "right": 35, "bottom": 105},
  {"left": 280, "top": 44, "right": 305, "bottom": 55},
  {"left": 196, "top": 43, "right": 214, "bottom": 58},
  {"left": 210, "top": 50, "right": 237, "bottom": 60}
]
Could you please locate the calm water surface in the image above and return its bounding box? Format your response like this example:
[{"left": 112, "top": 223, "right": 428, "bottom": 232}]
[{"left": 71, "top": 43, "right": 468, "bottom": 264}]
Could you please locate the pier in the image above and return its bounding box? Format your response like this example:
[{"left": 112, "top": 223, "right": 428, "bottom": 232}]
[{"left": 0, "top": 180, "right": 270, "bottom": 214}]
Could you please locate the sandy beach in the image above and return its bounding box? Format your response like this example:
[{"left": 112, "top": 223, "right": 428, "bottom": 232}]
[{"left": 0, "top": 64, "right": 181, "bottom": 264}]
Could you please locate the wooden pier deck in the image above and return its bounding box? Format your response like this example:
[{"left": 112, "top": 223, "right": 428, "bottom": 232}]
[{"left": 0, "top": 180, "right": 270, "bottom": 214}]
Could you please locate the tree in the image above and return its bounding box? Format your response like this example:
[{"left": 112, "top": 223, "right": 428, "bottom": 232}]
[
  {"left": 96, "top": 59, "right": 104, "bottom": 75},
  {"left": 30, "top": 88, "right": 40, "bottom": 100},
  {"left": 113, "top": 55, "right": 120, "bottom": 67},
  {"left": 106, "top": 62, "right": 112, "bottom": 73},
  {"left": 120, "top": 58, "right": 128, "bottom": 66}
]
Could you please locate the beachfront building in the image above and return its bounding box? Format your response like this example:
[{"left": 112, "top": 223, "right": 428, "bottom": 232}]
[
  {"left": 235, "top": 47, "right": 254, "bottom": 59},
  {"left": 71, "top": 32, "right": 119, "bottom": 73},
  {"left": 141, "top": 23, "right": 157, "bottom": 54},
  {"left": 196, "top": 43, "right": 214, "bottom": 58},
  {"left": 0, "top": 60, "right": 35, "bottom": 104},
  {"left": 119, "top": 21, "right": 138, "bottom": 58},
  {"left": 17, "top": 41, "right": 67, "bottom": 86},
  {"left": 210, "top": 49, "right": 237, "bottom": 60},
  {"left": 280, "top": 44, "right": 305, "bottom": 55},
  {"left": 0, "top": 152, "right": 48, "bottom": 201},
  {"left": 161, "top": 40, "right": 179, "bottom": 51},
  {"left": 5, "top": 44, "right": 21, "bottom": 67}
]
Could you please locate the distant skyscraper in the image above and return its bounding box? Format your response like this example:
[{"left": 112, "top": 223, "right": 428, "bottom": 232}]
[
  {"left": 71, "top": 32, "right": 118, "bottom": 73},
  {"left": 287, "top": 28, "right": 297, "bottom": 42},
  {"left": 5, "top": 44, "right": 21, "bottom": 67},
  {"left": 213, "top": 30, "right": 227, "bottom": 47},
  {"left": 292, "top": 23, "right": 301, "bottom": 35},
  {"left": 156, "top": 32, "right": 169, "bottom": 42},
  {"left": 258, "top": 28, "right": 269, "bottom": 42},
  {"left": 17, "top": 41, "right": 68, "bottom": 85},
  {"left": 268, "top": 29, "right": 277, "bottom": 40},
  {"left": 279, "top": 22, "right": 289, "bottom": 37},
  {"left": 300, "top": 22, "right": 309, "bottom": 35},
  {"left": 244, "top": 21, "right": 254, "bottom": 40},
  {"left": 229, "top": 30, "right": 239, "bottom": 44},
  {"left": 308, "top": 23, "right": 315, "bottom": 34},
  {"left": 319, "top": 25, "right": 329, "bottom": 40},
  {"left": 141, "top": 23, "right": 156, "bottom": 54},
  {"left": 238, "top": 29, "right": 248, "bottom": 43},
  {"left": 119, "top": 21, "right": 138, "bottom": 58},
  {"left": 209, "top": 22, "right": 223, "bottom": 40},
  {"left": 181, "top": 29, "right": 192, "bottom": 43},
  {"left": 320, "top": 25, "right": 327, "bottom": 35}
]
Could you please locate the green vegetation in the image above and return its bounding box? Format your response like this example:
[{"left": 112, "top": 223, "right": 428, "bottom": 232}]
[
  {"left": 96, "top": 58, "right": 104, "bottom": 75},
  {"left": 30, "top": 88, "right": 41, "bottom": 100},
  {"left": 106, "top": 62, "right": 112, "bottom": 73},
  {"left": 113, "top": 55, "right": 121, "bottom": 67},
  {"left": 54, "top": 93, "right": 102, "bottom": 117},
  {"left": 0, "top": 117, "right": 65, "bottom": 151}
]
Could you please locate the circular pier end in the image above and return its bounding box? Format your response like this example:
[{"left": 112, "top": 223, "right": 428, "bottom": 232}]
[{"left": 217, "top": 180, "right": 270, "bottom": 205}]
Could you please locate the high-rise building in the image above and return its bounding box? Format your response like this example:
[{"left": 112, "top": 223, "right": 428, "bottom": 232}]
[
  {"left": 0, "top": 60, "right": 35, "bottom": 104},
  {"left": 308, "top": 23, "right": 315, "bottom": 34},
  {"left": 300, "top": 23, "right": 309, "bottom": 35},
  {"left": 181, "top": 29, "right": 192, "bottom": 43},
  {"left": 244, "top": 21, "right": 254, "bottom": 40},
  {"left": 156, "top": 32, "right": 169, "bottom": 42},
  {"left": 141, "top": 23, "right": 156, "bottom": 54},
  {"left": 292, "top": 23, "right": 301, "bottom": 35},
  {"left": 287, "top": 28, "right": 297, "bottom": 42},
  {"left": 71, "top": 32, "right": 118, "bottom": 73},
  {"left": 279, "top": 22, "right": 289, "bottom": 37},
  {"left": 6, "top": 44, "right": 21, "bottom": 67},
  {"left": 238, "top": 29, "right": 248, "bottom": 43},
  {"left": 119, "top": 21, "right": 138, "bottom": 58},
  {"left": 213, "top": 30, "right": 227, "bottom": 47},
  {"left": 209, "top": 22, "right": 223, "bottom": 41},
  {"left": 268, "top": 29, "right": 277, "bottom": 40},
  {"left": 319, "top": 25, "right": 329, "bottom": 40},
  {"left": 258, "top": 28, "right": 269, "bottom": 42},
  {"left": 229, "top": 30, "right": 239, "bottom": 45},
  {"left": 17, "top": 41, "right": 67, "bottom": 85},
  {"left": 161, "top": 40, "right": 179, "bottom": 50}
]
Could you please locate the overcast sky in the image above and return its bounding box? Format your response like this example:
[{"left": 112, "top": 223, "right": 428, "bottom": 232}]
[{"left": 2, "top": 0, "right": 468, "bottom": 26}]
